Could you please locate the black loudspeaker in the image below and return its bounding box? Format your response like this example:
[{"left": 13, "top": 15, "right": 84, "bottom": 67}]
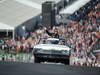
[{"left": 42, "top": 1, "right": 56, "bottom": 28}]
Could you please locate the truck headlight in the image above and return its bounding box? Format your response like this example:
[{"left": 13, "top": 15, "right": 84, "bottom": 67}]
[
  {"left": 37, "top": 50, "right": 43, "bottom": 53},
  {"left": 62, "top": 50, "right": 69, "bottom": 54}
]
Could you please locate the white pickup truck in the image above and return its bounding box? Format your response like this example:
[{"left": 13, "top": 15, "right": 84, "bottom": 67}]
[{"left": 32, "top": 38, "right": 71, "bottom": 64}]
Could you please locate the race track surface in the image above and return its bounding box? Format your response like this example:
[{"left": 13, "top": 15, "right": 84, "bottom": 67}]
[{"left": 0, "top": 62, "right": 100, "bottom": 75}]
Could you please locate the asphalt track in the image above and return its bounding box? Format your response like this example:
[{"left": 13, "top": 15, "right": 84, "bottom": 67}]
[{"left": 0, "top": 62, "right": 100, "bottom": 75}]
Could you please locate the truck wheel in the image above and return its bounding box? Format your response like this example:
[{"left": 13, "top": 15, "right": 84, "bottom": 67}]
[
  {"left": 34, "top": 57, "right": 41, "bottom": 63},
  {"left": 64, "top": 59, "right": 69, "bottom": 65}
]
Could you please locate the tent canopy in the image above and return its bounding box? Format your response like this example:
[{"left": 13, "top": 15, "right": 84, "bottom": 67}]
[
  {"left": 60, "top": 0, "right": 90, "bottom": 14},
  {"left": 0, "top": 22, "right": 14, "bottom": 30},
  {"left": 0, "top": 0, "right": 41, "bottom": 29}
]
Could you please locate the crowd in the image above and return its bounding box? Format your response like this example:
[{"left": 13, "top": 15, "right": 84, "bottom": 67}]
[{"left": 0, "top": 2, "right": 100, "bottom": 67}]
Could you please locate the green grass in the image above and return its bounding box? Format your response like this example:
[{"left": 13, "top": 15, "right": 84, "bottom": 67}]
[{"left": 0, "top": 53, "right": 32, "bottom": 57}]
